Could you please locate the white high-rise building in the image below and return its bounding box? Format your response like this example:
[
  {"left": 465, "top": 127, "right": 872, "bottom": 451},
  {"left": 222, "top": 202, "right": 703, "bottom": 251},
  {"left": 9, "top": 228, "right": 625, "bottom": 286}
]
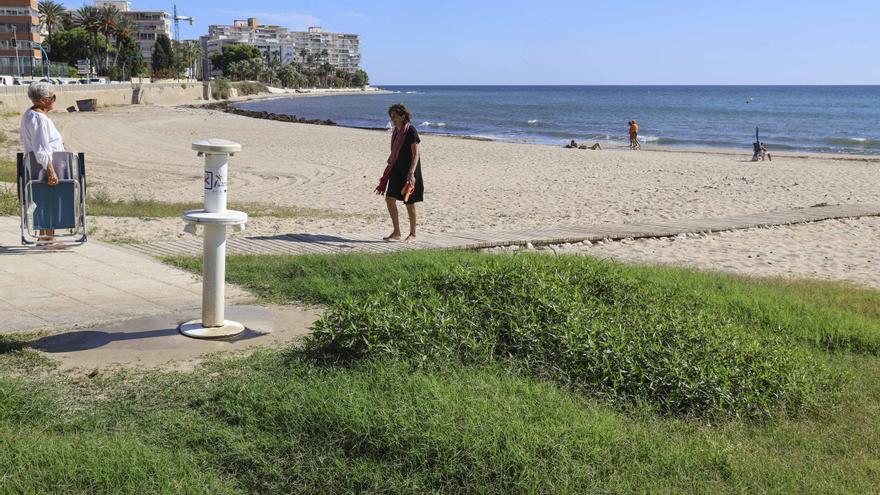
[
  {"left": 290, "top": 27, "right": 361, "bottom": 73},
  {"left": 200, "top": 19, "right": 361, "bottom": 78},
  {"left": 200, "top": 18, "right": 295, "bottom": 78}
]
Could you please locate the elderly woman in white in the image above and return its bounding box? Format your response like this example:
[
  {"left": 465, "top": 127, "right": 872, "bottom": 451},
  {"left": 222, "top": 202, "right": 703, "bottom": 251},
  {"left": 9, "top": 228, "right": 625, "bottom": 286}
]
[{"left": 21, "top": 82, "right": 65, "bottom": 241}]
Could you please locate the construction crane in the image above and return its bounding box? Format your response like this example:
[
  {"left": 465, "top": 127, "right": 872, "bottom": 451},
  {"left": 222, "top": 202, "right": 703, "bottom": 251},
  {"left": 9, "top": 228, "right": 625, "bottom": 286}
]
[{"left": 173, "top": 4, "right": 194, "bottom": 42}]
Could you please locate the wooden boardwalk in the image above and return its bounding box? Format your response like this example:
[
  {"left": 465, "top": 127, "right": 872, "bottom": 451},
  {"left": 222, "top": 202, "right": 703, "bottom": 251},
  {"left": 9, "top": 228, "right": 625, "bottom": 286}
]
[{"left": 127, "top": 204, "right": 880, "bottom": 258}]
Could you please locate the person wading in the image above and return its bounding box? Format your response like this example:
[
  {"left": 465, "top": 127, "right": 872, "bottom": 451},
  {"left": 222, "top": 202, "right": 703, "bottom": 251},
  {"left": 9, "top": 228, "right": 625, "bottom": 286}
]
[{"left": 374, "top": 103, "right": 424, "bottom": 242}]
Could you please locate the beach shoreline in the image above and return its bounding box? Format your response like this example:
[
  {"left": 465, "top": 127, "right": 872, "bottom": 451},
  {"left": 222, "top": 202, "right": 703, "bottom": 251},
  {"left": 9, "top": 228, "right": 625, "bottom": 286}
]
[
  {"left": 201, "top": 93, "right": 880, "bottom": 163},
  {"left": 218, "top": 91, "right": 880, "bottom": 163},
  {"left": 228, "top": 85, "right": 880, "bottom": 159}
]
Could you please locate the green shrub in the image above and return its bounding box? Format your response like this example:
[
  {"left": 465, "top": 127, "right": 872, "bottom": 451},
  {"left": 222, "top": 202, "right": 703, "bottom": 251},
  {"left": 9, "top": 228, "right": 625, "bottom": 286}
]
[
  {"left": 305, "top": 255, "right": 837, "bottom": 419},
  {"left": 234, "top": 81, "right": 268, "bottom": 96},
  {"left": 211, "top": 78, "right": 231, "bottom": 100}
]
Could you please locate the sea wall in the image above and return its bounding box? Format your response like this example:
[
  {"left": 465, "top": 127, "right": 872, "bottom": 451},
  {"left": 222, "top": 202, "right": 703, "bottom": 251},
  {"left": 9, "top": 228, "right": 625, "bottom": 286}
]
[{"left": 0, "top": 82, "right": 208, "bottom": 111}]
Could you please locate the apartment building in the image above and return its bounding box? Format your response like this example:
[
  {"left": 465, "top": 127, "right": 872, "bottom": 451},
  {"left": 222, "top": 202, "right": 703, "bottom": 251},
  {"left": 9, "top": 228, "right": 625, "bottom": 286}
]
[
  {"left": 94, "top": 0, "right": 172, "bottom": 64},
  {"left": 200, "top": 18, "right": 296, "bottom": 78},
  {"left": 290, "top": 27, "right": 361, "bottom": 73},
  {"left": 0, "top": 0, "right": 42, "bottom": 76},
  {"left": 200, "top": 19, "right": 361, "bottom": 78}
]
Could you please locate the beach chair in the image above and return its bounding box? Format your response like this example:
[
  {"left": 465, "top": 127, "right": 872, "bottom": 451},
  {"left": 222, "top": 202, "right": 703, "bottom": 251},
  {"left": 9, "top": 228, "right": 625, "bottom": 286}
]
[{"left": 16, "top": 151, "right": 88, "bottom": 246}]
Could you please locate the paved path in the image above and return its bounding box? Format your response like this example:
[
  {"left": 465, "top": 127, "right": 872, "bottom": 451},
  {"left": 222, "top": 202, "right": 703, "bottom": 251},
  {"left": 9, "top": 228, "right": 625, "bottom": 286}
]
[
  {"left": 127, "top": 204, "right": 880, "bottom": 258},
  {"left": 0, "top": 216, "right": 252, "bottom": 334}
]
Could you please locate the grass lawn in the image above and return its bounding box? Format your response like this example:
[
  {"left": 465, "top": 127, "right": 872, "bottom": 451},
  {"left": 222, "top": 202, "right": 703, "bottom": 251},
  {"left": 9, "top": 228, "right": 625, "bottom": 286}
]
[{"left": 2, "top": 251, "right": 880, "bottom": 493}]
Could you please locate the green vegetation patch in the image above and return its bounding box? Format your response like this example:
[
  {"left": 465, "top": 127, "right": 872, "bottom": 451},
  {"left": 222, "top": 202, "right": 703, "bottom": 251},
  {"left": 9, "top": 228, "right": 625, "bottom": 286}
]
[
  {"left": 170, "top": 252, "right": 865, "bottom": 419},
  {"left": 0, "top": 186, "right": 17, "bottom": 215},
  {"left": 0, "top": 159, "right": 15, "bottom": 183},
  {"left": 308, "top": 256, "right": 835, "bottom": 419},
  {"left": 0, "top": 428, "right": 233, "bottom": 495},
  {"left": 0, "top": 187, "right": 353, "bottom": 220},
  {"left": 234, "top": 81, "right": 269, "bottom": 96},
  {"left": 87, "top": 194, "right": 342, "bottom": 219},
  {"left": 211, "top": 78, "right": 232, "bottom": 100},
  {"left": 2, "top": 350, "right": 879, "bottom": 493}
]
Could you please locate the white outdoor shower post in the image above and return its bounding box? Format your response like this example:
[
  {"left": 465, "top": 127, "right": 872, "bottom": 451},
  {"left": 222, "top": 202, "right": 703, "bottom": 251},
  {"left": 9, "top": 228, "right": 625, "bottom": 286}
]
[{"left": 179, "top": 139, "right": 248, "bottom": 339}]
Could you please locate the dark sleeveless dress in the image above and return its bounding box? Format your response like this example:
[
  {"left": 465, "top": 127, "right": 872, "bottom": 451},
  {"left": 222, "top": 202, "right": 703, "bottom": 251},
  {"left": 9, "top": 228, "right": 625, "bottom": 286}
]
[{"left": 385, "top": 125, "right": 424, "bottom": 204}]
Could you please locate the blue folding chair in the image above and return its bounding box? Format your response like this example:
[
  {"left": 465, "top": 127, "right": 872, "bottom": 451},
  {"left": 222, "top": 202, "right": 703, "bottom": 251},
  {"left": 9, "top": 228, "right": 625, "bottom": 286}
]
[{"left": 17, "top": 151, "right": 88, "bottom": 246}]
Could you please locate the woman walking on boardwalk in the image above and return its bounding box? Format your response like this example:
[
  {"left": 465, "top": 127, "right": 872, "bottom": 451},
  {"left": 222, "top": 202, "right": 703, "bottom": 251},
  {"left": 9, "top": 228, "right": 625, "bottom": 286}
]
[{"left": 374, "top": 103, "right": 424, "bottom": 242}]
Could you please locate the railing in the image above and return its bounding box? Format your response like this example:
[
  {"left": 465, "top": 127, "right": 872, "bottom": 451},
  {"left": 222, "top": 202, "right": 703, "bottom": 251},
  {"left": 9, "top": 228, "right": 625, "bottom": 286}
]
[
  {"left": 0, "top": 61, "right": 70, "bottom": 78},
  {"left": 0, "top": 81, "right": 205, "bottom": 95}
]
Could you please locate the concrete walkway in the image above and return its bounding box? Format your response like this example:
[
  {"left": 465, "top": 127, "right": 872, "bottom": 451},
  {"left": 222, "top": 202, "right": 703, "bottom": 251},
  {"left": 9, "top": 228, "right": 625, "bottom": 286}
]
[
  {"left": 127, "top": 203, "right": 880, "bottom": 257},
  {"left": 0, "top": 216, "right": 252, "bottom": 334}
]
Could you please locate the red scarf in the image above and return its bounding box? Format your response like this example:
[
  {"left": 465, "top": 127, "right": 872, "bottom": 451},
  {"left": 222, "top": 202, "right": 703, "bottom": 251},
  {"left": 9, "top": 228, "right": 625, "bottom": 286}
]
[{"left": 374, "top": 122, "right": 411, "bottom": 195}]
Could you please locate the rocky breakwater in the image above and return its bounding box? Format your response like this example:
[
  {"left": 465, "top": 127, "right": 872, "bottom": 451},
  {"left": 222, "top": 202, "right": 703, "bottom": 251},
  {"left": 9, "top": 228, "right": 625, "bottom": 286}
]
[{"left": 195, "top": 102, "right": 337, "bottom": 126}]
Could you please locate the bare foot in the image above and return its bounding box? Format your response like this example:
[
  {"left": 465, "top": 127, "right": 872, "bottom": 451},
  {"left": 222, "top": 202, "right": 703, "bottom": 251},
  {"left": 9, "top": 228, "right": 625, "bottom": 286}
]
[
  {"left": 404, "top": 235, "right": 417, "bottom": 243},
  {"left": 383, "top": 233, "right": 401, "bottom": 242}
]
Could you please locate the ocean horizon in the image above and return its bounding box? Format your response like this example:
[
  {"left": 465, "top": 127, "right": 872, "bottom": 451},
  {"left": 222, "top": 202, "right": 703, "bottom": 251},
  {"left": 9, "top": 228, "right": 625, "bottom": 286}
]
[{"left": 237, "top": 85, "right": 880, "bottom": 155}]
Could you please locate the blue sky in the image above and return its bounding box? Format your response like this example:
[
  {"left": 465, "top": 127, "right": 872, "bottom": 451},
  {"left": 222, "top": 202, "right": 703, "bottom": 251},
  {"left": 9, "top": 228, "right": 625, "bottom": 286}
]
[{"left": 74, "top": 0, "right": 880, "bottom": 85}]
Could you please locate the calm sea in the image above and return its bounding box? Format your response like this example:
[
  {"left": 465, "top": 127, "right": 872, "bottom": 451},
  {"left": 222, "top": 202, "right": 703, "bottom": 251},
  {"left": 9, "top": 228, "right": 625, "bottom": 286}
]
[{"left": 236, "top": 86, "right": 880, "bottom": 155}]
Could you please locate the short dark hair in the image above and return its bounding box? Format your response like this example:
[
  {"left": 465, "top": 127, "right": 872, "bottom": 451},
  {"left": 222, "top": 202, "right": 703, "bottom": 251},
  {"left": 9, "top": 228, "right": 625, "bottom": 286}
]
[{"left": 388, "top": 103, "right": 412, "bottom": 123}]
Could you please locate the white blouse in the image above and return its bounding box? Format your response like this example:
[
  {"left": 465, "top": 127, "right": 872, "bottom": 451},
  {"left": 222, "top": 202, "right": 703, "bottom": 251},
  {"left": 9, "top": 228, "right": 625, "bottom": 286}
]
[{"left": 20, "top": 108, "right": 65, "bottom": 169}]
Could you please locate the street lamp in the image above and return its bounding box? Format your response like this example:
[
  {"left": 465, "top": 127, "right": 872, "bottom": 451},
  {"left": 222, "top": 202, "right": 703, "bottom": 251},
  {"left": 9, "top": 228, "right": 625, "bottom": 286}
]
[{"left": 14, "top": 38, "right": 52, "bottom": 79}]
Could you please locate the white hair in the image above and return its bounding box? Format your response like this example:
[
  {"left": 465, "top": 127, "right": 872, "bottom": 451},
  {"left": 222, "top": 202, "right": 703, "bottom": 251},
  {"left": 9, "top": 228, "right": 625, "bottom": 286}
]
[{"left": 27, "top": 82, "right": 54, "bottom": 102}]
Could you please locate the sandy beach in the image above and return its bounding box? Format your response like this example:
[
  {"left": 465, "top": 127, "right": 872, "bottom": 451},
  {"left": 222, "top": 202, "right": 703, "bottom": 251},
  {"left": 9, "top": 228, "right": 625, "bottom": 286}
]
[{"left": 5, "top": 101, "right": 880, "bottom": 288}]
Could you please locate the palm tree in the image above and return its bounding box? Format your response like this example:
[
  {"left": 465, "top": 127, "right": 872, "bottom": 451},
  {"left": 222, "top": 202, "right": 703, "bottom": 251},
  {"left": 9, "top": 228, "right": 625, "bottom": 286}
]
[
  {"left": 38, "top": 0, "right": 66, "bottom": 52},
  {"left": 74, "top": 6, "right": 100, "bottom": 71},
  {"left": 96, "top": 4, "right": 119, "bottom": 71},
  {"left": 111, "top": 18, "right": 133, "bottom": 68},
  {"left": 177, "top": 41, "right": 202, "bottom": 80}
]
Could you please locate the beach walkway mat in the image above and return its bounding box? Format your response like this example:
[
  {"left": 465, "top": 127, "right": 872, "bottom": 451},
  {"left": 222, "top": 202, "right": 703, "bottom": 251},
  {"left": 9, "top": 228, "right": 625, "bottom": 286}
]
[{"left": 127, "top": 203, "right": 880, "bottom": 258}]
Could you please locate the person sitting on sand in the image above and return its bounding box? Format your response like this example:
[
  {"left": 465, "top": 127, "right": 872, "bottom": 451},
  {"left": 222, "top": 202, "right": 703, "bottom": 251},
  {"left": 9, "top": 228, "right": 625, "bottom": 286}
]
[
  {"left": 374, "top": 103, "right": 424, "bottom": 242},
  {"left": 629, "top": 120, "right": 640, "bottom": 150},
  {"left": 565, "top": 140, "right": 602, "bottom": 150}
]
